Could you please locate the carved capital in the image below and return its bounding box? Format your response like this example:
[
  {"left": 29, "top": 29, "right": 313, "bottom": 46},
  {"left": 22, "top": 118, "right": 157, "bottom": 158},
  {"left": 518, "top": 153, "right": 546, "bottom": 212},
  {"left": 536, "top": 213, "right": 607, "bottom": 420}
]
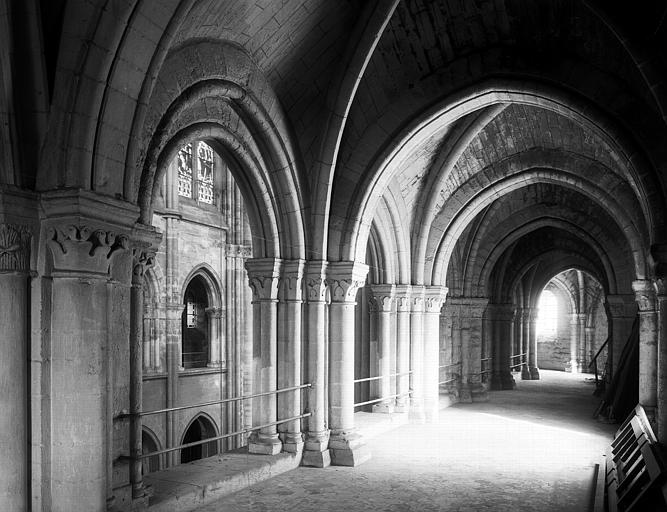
[
  {"left": 305, "top": 260, "right": 328, "bottom": 302},
  {"left": 394, "top": 285, "right": 412, "bottom": 312},
  {"left": 47, "top": 223, "right": 130, "bottom": 274},
  {"left": 424, "top": 285, "right": 448, "bottom": 314},
  {"left": 370, "top": 284, "right": 395, "bottom": 312},
  {"left": 411, "top": 286, "right": 425, "bottom": 313},
  {"left": 132, "top": 248, "right": 155, "bottom": 285},
  {"left": 0, "top": 223, "right": 31, "bottom": 271},
  {"left": 245, "top": 258, "right": 282, "bottom": 301},
  {"left": 632, "top": 280, "right": 656, "bottom": 312},
  {"left": 326, "top": 261, "right": 368, "bottom": 303},
  {"left": 279, "top": 259, "right": 305, "bottom": 301}
]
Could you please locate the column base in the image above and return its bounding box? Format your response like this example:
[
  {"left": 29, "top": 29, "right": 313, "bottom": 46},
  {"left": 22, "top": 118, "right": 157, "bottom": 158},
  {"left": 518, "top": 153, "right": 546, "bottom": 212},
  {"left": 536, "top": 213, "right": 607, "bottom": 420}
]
[
  {"left": 248, "top": 433, "right": 283, "bottom": 455},
  {"left": 394, "top": 401, "right": 409, "bottom": 413},
  {"left": 529, "top": 366, "right": 540, "bottom": 380},
  {"left": 409, "top": 398, "right": 426, "bottom": 422},
  {"left": 372, "top": 402, "right": 395, "bottom": 414},
  {"left": 329, "top": 432, "right": 371, "bottom": 467},
  {"left": 521, "top": 365, "right": 531, "bottom": 380},
  {"left": 501, "top": 372, "right": 516, "bottom": 390},
  {"left": 423, "top": 402, "right": 439, "bottom": 423},
  {"left": 471, "top": 384, "right": 489, "bottom": 402},
  {"left": 490, "top": 373, "right": 503, "bottom": 390},
  {"left": 302, "top": 430, "right": 331, "bottom": 467},
  {"left": 459, "top": 384, "right": 473, "bottom": 403},
  {"left": 280, "top": 432, "right": 304, "bottom": 454}
]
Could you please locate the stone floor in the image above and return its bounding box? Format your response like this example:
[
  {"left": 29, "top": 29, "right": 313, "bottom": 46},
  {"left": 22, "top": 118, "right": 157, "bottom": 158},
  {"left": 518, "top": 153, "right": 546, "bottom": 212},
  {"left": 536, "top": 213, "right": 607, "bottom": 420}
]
[{"left": 195, "top": 370, "right": 616, "bottom": 512}]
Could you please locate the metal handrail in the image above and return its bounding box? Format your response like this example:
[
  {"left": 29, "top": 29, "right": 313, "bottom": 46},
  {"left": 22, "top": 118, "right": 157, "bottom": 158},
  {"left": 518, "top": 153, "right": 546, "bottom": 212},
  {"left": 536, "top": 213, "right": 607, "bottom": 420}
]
[
  {"left": 136, "top": 413, "right": 312, "bottom": 459},
  {"left": 510, "top": 352, "right": 527, "bottom": 360},
  {"left": 127, "top": 384, "right": 312, "bottom": 418},
  {"left": 353, "top": 391, "right": 411, "bottom": 408},
  {"left": 439, "top": 378, "right": 458, "bottom": 385},
  {"left": 439, "top": 361, "right": 461, "bottom": 369},
  {"left": 588, "top": 338, "right": 609, "bottom": 368},
  {"left": 353, "top": 371, "right": 412, "bottom": 384}
]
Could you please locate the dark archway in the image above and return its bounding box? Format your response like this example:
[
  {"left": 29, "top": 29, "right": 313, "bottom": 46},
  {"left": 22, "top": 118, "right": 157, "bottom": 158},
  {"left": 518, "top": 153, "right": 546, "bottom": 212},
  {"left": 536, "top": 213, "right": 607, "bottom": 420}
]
[{"left": 180, "top": 416, "right": 219, "bottom": 464}]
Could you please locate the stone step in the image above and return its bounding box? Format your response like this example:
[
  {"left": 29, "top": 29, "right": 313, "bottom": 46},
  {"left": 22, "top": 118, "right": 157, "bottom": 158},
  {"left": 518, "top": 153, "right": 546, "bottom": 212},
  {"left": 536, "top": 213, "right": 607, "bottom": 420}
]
[{"left": 144, "top": 448, "right": 300, "bottom": 512}]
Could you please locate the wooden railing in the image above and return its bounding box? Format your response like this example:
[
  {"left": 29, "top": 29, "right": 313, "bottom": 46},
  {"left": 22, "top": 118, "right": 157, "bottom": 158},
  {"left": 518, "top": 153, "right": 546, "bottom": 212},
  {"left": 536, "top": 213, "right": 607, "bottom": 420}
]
[{"left": 605, "top": 405, "right": 667, "bottom": 511}]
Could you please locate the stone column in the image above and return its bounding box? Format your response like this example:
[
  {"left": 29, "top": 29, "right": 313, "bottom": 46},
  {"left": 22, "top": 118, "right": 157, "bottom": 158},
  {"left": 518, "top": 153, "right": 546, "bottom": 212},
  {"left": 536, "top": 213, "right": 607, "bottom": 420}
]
[
  {"left": 246, "top": 258, "right": 283, "bottom": 455},
  {"left": 654, "top": 277, "right": 667, "bottom": 443},
  {"left": 525, "top": 307, "right": 540, "bottom": 380},
  {"left": 302, "top": 261, "right": 330, "bottom": 467},
  {"left": 206, "top": 307, "right": 223, "bottom": 367},
  {"left": 42, "top": 190, "right": 150, "bottom": 512},
  {"left": 409, "top": 286, "right": 426, "bottom": 421},
  {"left": 423, "top": 286, "right": 447, "bottom": 421},
  {"left": 516, "top": 308, "right": 530, "bottom": 379},
  {"left": 466, "top": 298, "right": 490, "bottom": 400},
  {"left": 277, "top": 259, "right": 305, "bottom": 453},
  {"left": 605, "top": 294, "right": 637, "bottom": 378},
  {"left": 633, "top": 280, "right": 658, "bottom": 426},
  {"left": 370, "top": 284, "right": 395, "bottom": 414},
  {"left": 584, "top": 326, "right": 594, "bottom": 370},
  {"left": 130, "top": 249, "right": 154, "bottom": 500},
  {"left": 491, "top": 304, "right": 515, "bottom": 390},
  {"left": 394, "top": 285, "right": 412, "bottom": 412},
  {"left": 0, "top": 223, "right": 31, "bottom": 512},
  {"left": 327, "top": 261, "right": 370, "bottom": 466},
  {"left": 569, "top": 313, "right": 586, "bottom": 373}
]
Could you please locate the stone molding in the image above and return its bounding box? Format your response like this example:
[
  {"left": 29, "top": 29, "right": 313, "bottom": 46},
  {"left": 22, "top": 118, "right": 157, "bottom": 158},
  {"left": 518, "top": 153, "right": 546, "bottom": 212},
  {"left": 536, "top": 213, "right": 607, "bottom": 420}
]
[
  {"left": 326, "top": 261, "right": 368, "bottom": 303},
  {"left": 0, "top": 223, "right": 31, "bottom": 271},
  {"left": 369, "top": 284, "right": 395, "bottom": 312},
  {"left": 632, "top": 280, "right": 657, "bottom": 312},
  {"left": 491, "top": 303, "right": 514, "bottom": 321},
  {"left": 227, "top": 244, "right": 252, "bottom": 259},
  {"left": 447, "top": 296, "right": 488, "bottom": 318},
  {"left": 245, "top": 257, "right": 282, "bottom": 301}
]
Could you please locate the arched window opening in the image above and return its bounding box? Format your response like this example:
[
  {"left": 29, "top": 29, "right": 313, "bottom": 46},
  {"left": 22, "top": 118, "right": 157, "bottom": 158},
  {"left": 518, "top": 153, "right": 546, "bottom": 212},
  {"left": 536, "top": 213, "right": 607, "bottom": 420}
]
[
  {"left": 141, "top": 430, "right": 161, "bottom": 474},
  {"left": 536, "top": 290, "right": 559, "bottom": 337},
  {"left": 182, "top": 276, "right": 209, "bottom": 369},
  {"left": 177, "top": 140, "right": 216, "bottom": 205},
  {"left": 181, "top": 416, "right": 218, "bottom": 464}
]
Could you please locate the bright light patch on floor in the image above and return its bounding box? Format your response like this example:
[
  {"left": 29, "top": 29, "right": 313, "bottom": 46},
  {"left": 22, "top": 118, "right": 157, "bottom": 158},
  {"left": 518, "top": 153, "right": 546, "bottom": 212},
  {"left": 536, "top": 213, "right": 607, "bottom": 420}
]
[{"left": 537, "top": 290, "right": 558, "bottom": 336}]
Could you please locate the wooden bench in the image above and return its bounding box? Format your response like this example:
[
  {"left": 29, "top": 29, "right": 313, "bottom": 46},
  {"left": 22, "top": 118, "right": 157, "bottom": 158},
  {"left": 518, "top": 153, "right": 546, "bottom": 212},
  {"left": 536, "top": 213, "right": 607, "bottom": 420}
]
[{"left": 605, "top": 405, "right": 667, "bottom": 511}]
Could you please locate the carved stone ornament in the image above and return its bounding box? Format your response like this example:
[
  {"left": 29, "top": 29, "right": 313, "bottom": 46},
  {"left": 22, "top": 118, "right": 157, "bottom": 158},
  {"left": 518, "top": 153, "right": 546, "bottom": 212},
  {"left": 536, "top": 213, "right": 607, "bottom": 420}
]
[
  {"left": 370, "top": 284, "right": 395, "bottom": 312},
  {"left": 306, "top": 277, "right": 327, "bottom": 302},
  {"left": 632, "top": 280, "right": 656, "bottom": 312},
  {"left": 0, "top": 223, "right": 31, "bottom": 271},
  {"left": 47, "top": 224, "right": 129, "bottom": 274},
  {"left": 327, "top": 277, "right": 365, "bottom": 302},
  {"left": 132, "top": 248, "right": 155, "bottom": 284},
  {"left": 279, "top": 260, "right": 305, "bottom": 301}
]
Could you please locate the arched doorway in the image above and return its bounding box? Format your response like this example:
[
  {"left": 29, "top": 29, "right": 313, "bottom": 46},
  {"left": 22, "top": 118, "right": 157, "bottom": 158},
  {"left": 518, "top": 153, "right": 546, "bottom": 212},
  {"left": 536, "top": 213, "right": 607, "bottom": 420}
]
[
  {"left": 180, "top": 416, "right": 219, "bottom": 464},
  {"left": 141, "top": 429, "right": 161, "bottom": 474}
]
